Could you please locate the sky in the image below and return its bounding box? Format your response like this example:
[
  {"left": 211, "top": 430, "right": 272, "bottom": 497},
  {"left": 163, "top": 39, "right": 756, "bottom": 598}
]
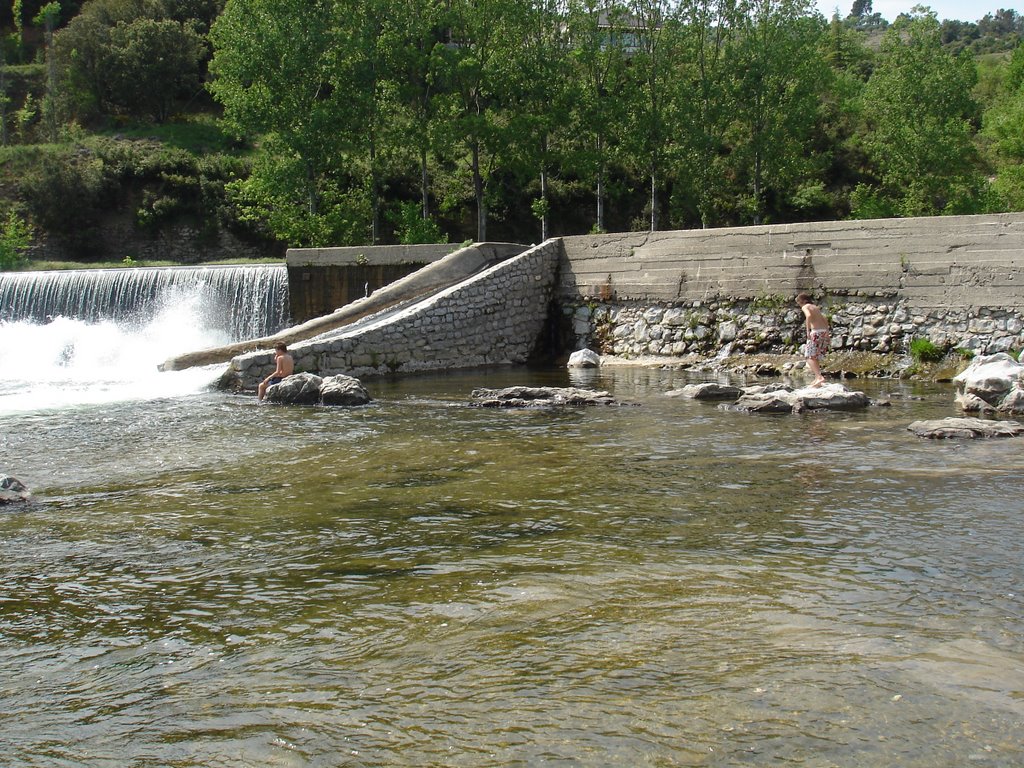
[{"left": 813, "top": 0, "right": 1018, "bottom": 22}]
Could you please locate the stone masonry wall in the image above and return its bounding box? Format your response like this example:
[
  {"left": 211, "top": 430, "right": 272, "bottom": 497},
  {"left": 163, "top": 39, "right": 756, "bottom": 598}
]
[
  {"left": 231, "top": 240, "right": 560, "bottom": 389},
  {"left": 559, "top": 213, "right": 1024, "bottom": 359}
]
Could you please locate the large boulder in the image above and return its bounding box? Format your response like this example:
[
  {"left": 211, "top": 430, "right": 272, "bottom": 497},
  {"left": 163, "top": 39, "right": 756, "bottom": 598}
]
[
  {"left": 265, "top": 372, "right": 324, "bottom": 405},
  {"left": 320, "top": 374, "right": 372, "bottom": 406},
  {"left": 567, "top": 349, "right": 601, "bottom": 368},
  {"left": 0, "top": 475, "right": 30, "bottom": 505},
  {"left": 470, "top": 386, "right": 619, "bottom": 408},
  {"left": 265, "top": 372, "right": 372, "bottom": 406},
  {"left": 953, "top": 353, "right": 1024, "bottom": 413},
  {"left": 908, "top": 417, "right": 1024, "bottom": 439}
]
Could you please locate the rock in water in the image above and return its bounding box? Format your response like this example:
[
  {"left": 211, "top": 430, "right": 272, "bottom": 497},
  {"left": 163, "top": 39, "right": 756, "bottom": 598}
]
[
  {"left": 0, "top": 475, "right": 31, "bottom": 505},
  {"left": 320, "top": 375, "right": 372, "bottom": 406},
  {"left": 666, "top": 382, "right": 744, "bottom": 400},
  {"left": 567, "top": 349, "right": 601, "bottom": 368},
  {"left": 953, "top": 353, "right": 1024, "bottom": 413},
  {"left": 470, "top": 386, "right": 619, "bottom": 408},
  {"left": 265, "top": 372, "right": 324, "bottom": 405},
  {"left": 907, "top": 417, "right": 1024, "bottom": 439}
]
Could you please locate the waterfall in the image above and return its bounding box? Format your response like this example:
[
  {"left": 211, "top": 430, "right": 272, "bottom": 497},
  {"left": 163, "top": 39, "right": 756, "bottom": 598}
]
[{"left": 0, "top": 264, "right": 289, "bottom": 341}]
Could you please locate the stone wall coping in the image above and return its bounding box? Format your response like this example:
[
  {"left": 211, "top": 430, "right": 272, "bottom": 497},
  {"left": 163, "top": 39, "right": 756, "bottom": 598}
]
[{"left": 286, "top": 241, "right": 526, "bottom": 267}]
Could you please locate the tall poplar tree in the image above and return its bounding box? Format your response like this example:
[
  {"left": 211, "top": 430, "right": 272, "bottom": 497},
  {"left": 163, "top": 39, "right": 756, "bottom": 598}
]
[
  {"left": 677, "top": 0, "right": 741, "bottom": 228},
  {"left": 434, "top": 0, "right": 508, "bottom": 241},
  {"left": 565, "top": 0, "right": 630, "bottom": 232},
  {"left": 623, "top": 0, "right": 685, "bottom": 232},
  {"left": 729, "top": 0, "right": 827, "bottom": 224}
]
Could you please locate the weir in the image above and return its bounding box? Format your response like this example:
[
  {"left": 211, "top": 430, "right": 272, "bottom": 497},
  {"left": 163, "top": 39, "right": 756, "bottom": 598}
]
[{"left": 0, "top": 264, "right": 289, "bottom": 341}]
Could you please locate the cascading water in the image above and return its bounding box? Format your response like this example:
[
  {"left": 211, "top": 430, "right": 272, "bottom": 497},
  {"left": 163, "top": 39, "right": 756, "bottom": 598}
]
[
  {"left": 0, "top": 264, "right": 288, "bottom": 339},
  {"left": 0, "top": 264, "right": 289, "bottom": 413}
]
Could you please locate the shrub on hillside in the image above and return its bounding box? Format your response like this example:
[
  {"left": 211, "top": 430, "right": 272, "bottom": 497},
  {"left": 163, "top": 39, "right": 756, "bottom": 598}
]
[{"left": 0, "top": 211, "right": 32, "bottom": 270}]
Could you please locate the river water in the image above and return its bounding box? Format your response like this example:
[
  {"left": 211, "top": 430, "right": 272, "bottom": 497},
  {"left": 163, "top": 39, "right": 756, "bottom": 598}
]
[{"left": 1, "top": 315, "right": 1023, "bottom": 766}]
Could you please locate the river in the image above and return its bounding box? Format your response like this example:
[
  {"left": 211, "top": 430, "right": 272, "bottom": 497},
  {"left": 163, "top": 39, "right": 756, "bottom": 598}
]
[{"left": 1, "top": 313, "right": 1023, "bottom": 766}]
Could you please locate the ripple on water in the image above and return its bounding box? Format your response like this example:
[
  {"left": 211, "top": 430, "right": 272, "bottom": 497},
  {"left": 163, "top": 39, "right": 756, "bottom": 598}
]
[{"left": 1, "top": 370, "right": 1024, "bottom": 765}]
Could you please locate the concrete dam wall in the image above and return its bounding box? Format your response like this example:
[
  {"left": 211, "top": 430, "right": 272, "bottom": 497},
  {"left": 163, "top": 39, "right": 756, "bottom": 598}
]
[
  {"left": 229, "top": 213, "right": 1024, "bottom": 390},
  {"left": 558, "top": 213, "right": 1024, "bottom": 359}
]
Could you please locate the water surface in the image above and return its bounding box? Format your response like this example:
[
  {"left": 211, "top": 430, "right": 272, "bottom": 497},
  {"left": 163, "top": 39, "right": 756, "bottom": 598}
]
[{"left": 2, "top": 364, "right": 1023, "bottom": 767}]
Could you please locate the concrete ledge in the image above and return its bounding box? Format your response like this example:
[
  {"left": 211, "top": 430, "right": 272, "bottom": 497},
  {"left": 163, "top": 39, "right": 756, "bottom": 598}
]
[{"left": 286, "top": 243, "right": 460, "bottom": 267}]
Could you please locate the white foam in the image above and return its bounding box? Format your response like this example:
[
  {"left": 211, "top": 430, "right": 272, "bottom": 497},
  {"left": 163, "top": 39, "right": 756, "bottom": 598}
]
[{"left": 0, "top": 295, "right": 233, "bottom": 415}]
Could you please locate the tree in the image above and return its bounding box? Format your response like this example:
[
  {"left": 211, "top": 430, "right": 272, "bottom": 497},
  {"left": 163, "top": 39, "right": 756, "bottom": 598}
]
[
  {"left": 982, "top": 43, "right": 1024, "bottom": 210},
  {"left": 433, "top": 0, "right": 511, "bottom": 242},
  {"left": 53, "top": 0, "right": 176, "bottom": 121},
  {"left": 565, "top": 0, "right": 630, "bottom": 232},
  {"left": 385, "top": 0, "right": 448, "bottom": 231},
  {"left": 622, "top": 0, "right": 686, "bottom": 231},
  {"left": 208, "top": 0, "right": 371, "bottom": 246},
  {"left": 34, "top": 1, "right": 59, "bottom": 141},
  {"left": 500, "top": 0, "right": 574, "bottom": 241},
  {"left": 105, "top": 18, "right": 206, "bottom": 122},
  {"left": 0, "top": 210, "right": 32, "bottom": 269},
  {"left": 1, "top": 24, "right": 9, "bottom": 146},
  {"left": 676, "top": 0, "right": 742, "bottom": 227},
  {"left": 728, "top": 0, "right": 829, "bottom": 224},
  {"left": 859, "top": 9, "right": 985, "bottom": 217}
]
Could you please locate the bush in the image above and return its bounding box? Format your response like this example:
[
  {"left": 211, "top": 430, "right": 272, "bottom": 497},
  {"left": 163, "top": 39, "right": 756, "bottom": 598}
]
[
  {"left": 19, "top": 149, "right": 110, "bottom": 234},
  {"left": 909, "top": 336, "right": 946, "bottom": 363},
  {"left": 0, "top": 211, "right": 32, "bottom": 270},
  {"left": 391, "top": 201, "right": 447, "bottom": 245}
]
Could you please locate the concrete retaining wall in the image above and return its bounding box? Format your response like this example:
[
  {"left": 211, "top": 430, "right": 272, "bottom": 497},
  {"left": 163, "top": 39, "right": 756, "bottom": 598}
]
[
  {"left": 559, "top": 213, "right": 1024, "bottom": 358},
  {"left": 286, "top": 243, "right": 462, "bottom": 323},
  {"left": 232, "top": 240, "right": 561, "bottom": 389}
]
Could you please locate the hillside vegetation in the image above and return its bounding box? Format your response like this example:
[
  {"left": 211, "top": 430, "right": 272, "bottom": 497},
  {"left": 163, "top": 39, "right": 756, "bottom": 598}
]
[{"left": 1, "top": 0, "right": 1023, "bottom": 267}]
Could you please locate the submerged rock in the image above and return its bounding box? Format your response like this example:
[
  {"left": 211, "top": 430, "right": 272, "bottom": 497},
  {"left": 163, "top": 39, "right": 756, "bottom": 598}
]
[
  {"left": 0, "top": 475, "right": 30, "bottom": 505},
  {"left": 908, "top": 417, "right": 1024, "bottom": 439},
  {"left": 470, "top": 386, "right": 620, "bottom": 408}
]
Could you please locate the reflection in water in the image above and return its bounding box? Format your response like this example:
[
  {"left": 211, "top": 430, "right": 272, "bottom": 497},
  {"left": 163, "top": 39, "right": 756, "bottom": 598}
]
[{"left": 1, "top": 367, "right": 1023, "bottom": 766}]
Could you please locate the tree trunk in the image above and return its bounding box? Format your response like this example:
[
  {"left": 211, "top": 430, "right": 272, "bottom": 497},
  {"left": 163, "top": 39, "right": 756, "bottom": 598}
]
[
  {"left": 649, "top": 164, "right": 658, "bottom": 232},
  {"left": 596, "top": 135, "right": 605, "bottom": 232},
  {"left": 753, "top": 145, "right": 762, "bottom": 226},
  {"left": 0, "top": 44, "right": 8, "bottom": 147},
  {"left": 370, "top": 138, "right": 380, "bottom": 245},
  {"left": 420, "top": 145, "right": 430, "bottom": 221},
  {"left": 539, "top": 134, "right": 549, "bottom": 241},
  {"left": 472, "top": 140, "right": 486, "bottom": 242}
]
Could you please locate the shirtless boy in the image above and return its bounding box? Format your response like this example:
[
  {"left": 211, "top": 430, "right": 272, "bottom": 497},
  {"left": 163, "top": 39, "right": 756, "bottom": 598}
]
[
  {"left": 796, "top": 293, "right": 829, "bottom": 388},
  {"left": 258, "top": 342, "right": 295, "bottom": 400}
]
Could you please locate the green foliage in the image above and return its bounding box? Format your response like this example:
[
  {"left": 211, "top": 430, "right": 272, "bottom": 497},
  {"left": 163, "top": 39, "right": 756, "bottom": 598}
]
[
  {"left": 225, "top": 152, "right": 370, "bottom": 248},
  {"left": 19, "top": 147, "right": 108, "bottom": 233},
  {"left": 391, "top": 201, "right": 447, "bottom": 245},
  {"left": 2, "top": 0, "right": 1023, "bottom": 254},
  {"left": 0, "top": 209, "right": 32, "bottom": 269},
  {"left": 54, "top": 0, "right": 207, "bottom": 123},
  {"left": 860, "top": 12, "right": 985, "bottom": 216},
  {"left": 909, "top": 336, "right": 946, "bottom": 363}
]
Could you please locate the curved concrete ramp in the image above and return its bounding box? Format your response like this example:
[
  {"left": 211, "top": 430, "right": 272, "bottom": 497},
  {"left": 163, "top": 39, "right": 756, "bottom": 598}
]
[
  {"left": 226, "top": 239, "right": 562, "bottom": 391},
  {"left": 159, "top": 242, "right": 526, "bottom": 371}
]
